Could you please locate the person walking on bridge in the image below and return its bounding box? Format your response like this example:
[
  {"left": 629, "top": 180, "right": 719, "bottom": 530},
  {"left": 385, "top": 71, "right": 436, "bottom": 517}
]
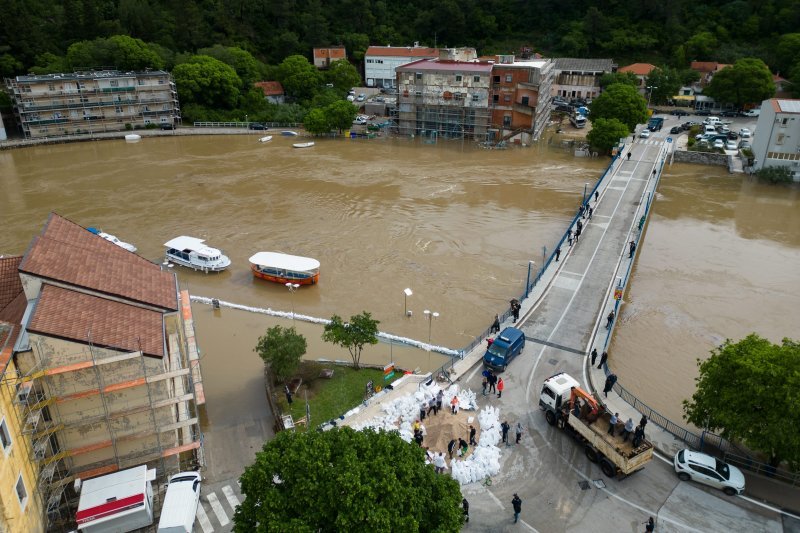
[
  {"left": 627, "top": 151, "right": 632, "bottom": 161},
  {"left": 598, "top": 351, "right": 608, "bottom": 369},
  {"left": 590, "top": 348, "right": 598, "bottom": 366},
  {"left": 629, "top": 240, "right": 637, "bottom": 258},
  {"left": 555, "top": 247, "right": 561, "bottom": 261},
  {"left": 567, "top": 229, "right": 574, "bottom": 247},
  {"left": 606, "top": 309, "right": 615, "bottom": 329},
  {"left": 491, "top": 314, "right": 501, "bottom": 334}
]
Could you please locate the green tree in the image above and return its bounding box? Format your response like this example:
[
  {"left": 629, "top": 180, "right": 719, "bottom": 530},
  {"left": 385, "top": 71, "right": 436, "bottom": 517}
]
[
  {"left": 254, "top": 325, "right": 307, "bottom": 382},
  {"left": 705, "top": 58, "right": 775, "bottom": 108},
  {"left": 685, "top": 31, "right": 718, "bottom": 60},
  {"left": 755, "top": 166, "right": 793, "bottom": 184},
  {"left": 234, "top": 427, "right": 464, "bottom": 531},
  {"left": 172, "top": 55, "right": 241, "bottom": 109},
  {"left": 277, "top": 55, "right": 321, "bottom": 102},
  {"left": 326, "top": 100, "right": 359, "bottom": 131},
  {"left": 302, "top": 107, "right": 330, "bottom": 134},
  {"left": 683, "top": 334, "right": 800, "bottom": 468},
  {"left": 775, "top": 33, "right": 800, "bottom": 74},
  {"left": 589, "top": 83, "right": 648, "bottom": 131},
  {"left": 322, "top": 312, "right": 379, "bottom": 369},
  {"left": 586, "top": 118, "right": 630, "bottom": 155},
  {"left": 0, "top": 53, "right": 23, "bottom": 78},
  {"left": 645, "top": 67, "right": 682, "bottom": 105},
  {"left": 66, "top": 35, "right": 165, "bottom": 71},
  {"left": 598, "top": 71, "right": 638, "bottom": 89},
  {"left": 325, "top": 59, "right": 361, "bottom": 93},
  {"left": 198, "top": 45, "right": 264, "bottom": 87}
]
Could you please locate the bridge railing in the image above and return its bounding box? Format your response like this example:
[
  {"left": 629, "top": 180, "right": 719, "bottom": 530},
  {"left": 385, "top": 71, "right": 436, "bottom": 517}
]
[{"left": 192, "top": 121, "right": 302, "bottom": 129}]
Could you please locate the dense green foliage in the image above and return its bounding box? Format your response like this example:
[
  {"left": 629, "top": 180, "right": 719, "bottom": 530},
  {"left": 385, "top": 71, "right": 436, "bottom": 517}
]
[
  {"left": 322, "top": 312, "right": 380, "bottom": 369},
  {"left": 705, "top": 58, "right": 776, "bottom": 108},
  {"left": 254, "top": 326, "right": 307, "bottom": 382},
  {"left": 589, "top": 84, "right": 648, "bottom": 131},
  {"left": 683, "top": 334, "right": 800, "bottom": 468},
  {"left": 586, "top": 117, "right": 630, "bottom": 154},
  {"left": 755, "top": 166, "right": 794, "bottom": 184},
  {"left": 234, "top": 427, "right": 464, "bottom": 531}
]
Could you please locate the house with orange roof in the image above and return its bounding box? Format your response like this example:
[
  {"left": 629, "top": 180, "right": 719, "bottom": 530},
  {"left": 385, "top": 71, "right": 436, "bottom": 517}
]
[
  {"left": 618, "top": 63, "right": 657, "bottom": 91},
  {"left": 1, "top": 213, "right": 205, "bottom": 529},
  {"left": 365, "top": 43, "right": 439, "bottom": 88},
  {"left": 313, "top": 46, "right": 347, "bottom": 69},
  {"left": 690, "top": 61, "right": 731, "bottom": 86},
  {"left": 254, "top": 81, "right": 285, "bottom": 104}
]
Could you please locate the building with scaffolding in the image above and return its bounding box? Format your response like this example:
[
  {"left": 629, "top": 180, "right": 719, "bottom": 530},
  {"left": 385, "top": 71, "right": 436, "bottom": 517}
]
[
  {"left": 0, "top": 256, "right": 46, "bottom": 532},
  {"left": 396, "top": 49, "right": 494, "bottom": 142},
  {"left": 489, "top": 55, "right": 554, "bottom": 142},
  {"left": 5, "top": 70, "right": 180, "bottom": 139},
  {"left": 1, "top": 213, "right": 204, "bottom": 530}
]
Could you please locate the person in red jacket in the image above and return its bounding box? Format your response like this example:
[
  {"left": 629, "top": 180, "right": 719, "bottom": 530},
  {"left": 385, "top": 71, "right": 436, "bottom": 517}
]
[{"left": 497, "top": 377, "right": 505, "bottom": 398}]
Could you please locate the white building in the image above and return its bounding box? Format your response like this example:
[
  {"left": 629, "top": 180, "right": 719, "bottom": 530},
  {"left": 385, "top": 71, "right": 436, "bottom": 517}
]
[
  {"left": 364, "top": 44, "right": 439, "bottom": 89},
  {"left": 751, "top": 99, "right": 800, "bottom": 181}
]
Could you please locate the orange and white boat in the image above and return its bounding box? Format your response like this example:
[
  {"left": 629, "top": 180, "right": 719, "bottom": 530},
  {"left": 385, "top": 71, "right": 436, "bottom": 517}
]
[{"left": 248, "top": 252, "right": 320, "bottom": 285}]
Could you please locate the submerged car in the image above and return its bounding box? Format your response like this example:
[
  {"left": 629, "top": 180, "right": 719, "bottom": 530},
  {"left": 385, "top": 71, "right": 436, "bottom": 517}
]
[{"left": 674, "top": 449, "right": 745, "bottom": 496}]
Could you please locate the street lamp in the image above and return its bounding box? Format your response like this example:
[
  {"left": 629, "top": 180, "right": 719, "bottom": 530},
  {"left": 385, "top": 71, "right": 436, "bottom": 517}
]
[
  {"left": 646, "top": 86, "right": 658, "bottom": 109},
  {"left": 525, "top": 260, "right": 535, "bottom": 298},
  {"left": 403, "top": 288, "right": 413, "bottom": 317},
  {"left": 423, "top": 310, "right": 439, "bottom": 344},
  {"left": 583, "top": 182, "right": 589, "bottom": 204},
  {"left": 285, "top": 282, "right": 299, "bottom": 324},
  {"left": 245, "top": 114, "right": 248, "bottom": 126}
]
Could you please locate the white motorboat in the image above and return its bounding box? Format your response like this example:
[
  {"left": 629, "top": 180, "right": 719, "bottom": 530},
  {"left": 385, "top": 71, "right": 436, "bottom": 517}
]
[
  {"left": 164, "top": 236, "right": 231, "bottom": 272},
  {"left": 292, "top": 142, "right": 315, "bottom": 148},
  {"left": 259, "top": 135, "right": 273, "bottom": 143},
  {"left": 125, "top": 134, "right": 141, "bottom": 142},
  {"left": 86, "top": 227, "right": 137, "bottom": 252}
]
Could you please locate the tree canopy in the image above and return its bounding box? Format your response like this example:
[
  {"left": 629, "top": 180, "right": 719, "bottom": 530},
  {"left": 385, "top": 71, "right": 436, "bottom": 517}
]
[
  {"left": 234, "top": 427, "right": 464, "bottom": 531},
  {"left": 322, "top": 312, "right": 379, "bottom": 369},
  {"left": 586, "top": 117, "right": 630, "bottom": 155},
  {"left": 172, "top": 55, "right": 241, "bottom": 109},
  {"left": 589, "top": 83, "right": 648, "bottom": 131},
  {"left": 277, "top": 55, "right": 322, "bottom": 102},
  {"left": 254, "top": 326, "right": 307, "bottom": 382},
  {"left": 683, "top": 334, "right": 800, "bottom": 468},
  {"left": 704, "top": 58, "right": 775, "bottom": 108}
]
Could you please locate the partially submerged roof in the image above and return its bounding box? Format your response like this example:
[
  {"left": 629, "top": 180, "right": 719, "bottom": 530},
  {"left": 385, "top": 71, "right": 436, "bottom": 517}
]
[
  {"left": 20, "top": 213, "right": 177, "bottom": 311},
  {"left": 76, "top": 465, "right": 155, "bottom": 527},
  {"left": 164, "top": 236, "right": 222, "bottom": 257},
  {"left": 28, "top": 284, "right": 165, "bottom": 357},
  {"left": 249, "top": 252, "right": 320, "bottom": 272}
]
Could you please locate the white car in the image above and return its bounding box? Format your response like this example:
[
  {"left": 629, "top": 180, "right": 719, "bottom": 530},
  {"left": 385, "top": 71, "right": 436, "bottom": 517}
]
[
  {"left": 674, "top": 449, "right": 745, "bottom": 496},
  {"left": 639, "top": 129, "right": 651, "bottom": 139},
  {"left": 725, "top": 140, "right": 738, "bottom": 151},
  {"left": 713, "top": 139, "right": 725, "bottom": 149},
  {"left": 356, "top": 93, "right": 366, "bottom": 102},
  {"left": 739, "top": 128, "right": 752, "bottom": 138},
  {"left": 346, "top": 94, "right": 355, "bottom": 102}
]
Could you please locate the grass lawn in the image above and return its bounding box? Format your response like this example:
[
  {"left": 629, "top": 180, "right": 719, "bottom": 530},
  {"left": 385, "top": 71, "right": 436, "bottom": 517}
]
[{"left": 277, "top": 361, "right": 401, "bottom": 431}]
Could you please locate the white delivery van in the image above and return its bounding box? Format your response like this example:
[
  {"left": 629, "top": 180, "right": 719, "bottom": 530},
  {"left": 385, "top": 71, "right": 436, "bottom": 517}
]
[
  {"left": 703, "top": 116, "right": 721, "bottom": 126},
  {"left": 744, "top": 108, "right": 760, "bottom": 117},
  {"left": 157, "top": 472, "right": 201, "bottom": 533}
]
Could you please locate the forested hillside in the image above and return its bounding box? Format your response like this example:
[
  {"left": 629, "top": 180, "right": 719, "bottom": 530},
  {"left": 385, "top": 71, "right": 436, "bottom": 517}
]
[{"left": 2, "top": 0, "right": 800, "bottom": 74}]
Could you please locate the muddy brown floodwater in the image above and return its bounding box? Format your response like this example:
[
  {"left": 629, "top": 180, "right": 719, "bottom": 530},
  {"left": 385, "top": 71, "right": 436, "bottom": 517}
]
[{"left": 2, "top": 136, "right": 798, "bottom": 432}]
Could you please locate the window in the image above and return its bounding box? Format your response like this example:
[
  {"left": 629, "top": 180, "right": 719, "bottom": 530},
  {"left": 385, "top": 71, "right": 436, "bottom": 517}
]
[
  {"left": 504, "top": 95, "right": 511, "bottom": 102},
  {"left": 493, "top": 75, "right": 500, "bottom": 83},
  {"left": 472, "top": 94, "right": 479, "bottom": 101},
  {"left": 541, "top": 387, "right": 556, "bottom": 400},
  {"left": 505, "top": 74, "right": 512, "bottom": 83},
  {"left": 503, "top": 115, "right": 511, "bottom": 126},
  {"left": 781, "top": 118, "right": 788, "bottom": 126},
  {"left": 110, "top": 80, "right": 118, "bottom": 87},
  {"left": 493, "top": 94, "right": 499, "bottom": 103},
  {"left": 776, "top": 133, "right": 784, "bottom": 145},
  {"left": 16, "top": 475, "right": 28, "bottom": 510},
  {"left": 0, "top": 418, "right": 12, "bottom": 451},
  {"left": 416, "top": 73, "right": 422, "bottom": 80},
  {"left": 115, "top": 106, "right": 123, "bottom": 113},
  {"left": 521, "top": 96, "right": 529, "bottom": 106},
  {"left": 48, "top": 83, "right": 55, "bottom": 91},
  {"left": 473, "top": 76, "right": 480, "bottom": 82}
]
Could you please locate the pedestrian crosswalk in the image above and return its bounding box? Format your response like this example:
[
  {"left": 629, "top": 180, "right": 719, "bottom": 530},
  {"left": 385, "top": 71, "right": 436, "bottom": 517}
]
[{"left": 195, "top": 483, "right": 242, "bottom": 532}]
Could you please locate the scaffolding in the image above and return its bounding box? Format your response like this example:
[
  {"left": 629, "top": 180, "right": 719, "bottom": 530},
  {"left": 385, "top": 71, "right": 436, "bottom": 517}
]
[{"left": 3, "top": 306, "right": 202, "bottom": 531}]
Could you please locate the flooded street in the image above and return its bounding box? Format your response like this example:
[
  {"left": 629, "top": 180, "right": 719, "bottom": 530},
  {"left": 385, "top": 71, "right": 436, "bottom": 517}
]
[{"left": 2, "top": 136, "right": 798, "bottom": 434}]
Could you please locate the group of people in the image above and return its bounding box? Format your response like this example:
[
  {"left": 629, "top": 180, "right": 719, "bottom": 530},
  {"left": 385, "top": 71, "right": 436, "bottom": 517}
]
[
  {"left": 500, "top": 420, "right": 524, "bottom": 445},
  {"left": 420, "top": 390, "right": 445, "bottom": 420},
  {"left": 481, "top": 369, "right": 504, "bottom": 397},
  {"left": 607, "top": 413, "right": 648, "bottom": 447}
]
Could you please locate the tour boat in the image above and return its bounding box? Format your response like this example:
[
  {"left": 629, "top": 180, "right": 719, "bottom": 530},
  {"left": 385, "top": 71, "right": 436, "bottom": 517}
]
[
  {"left": 248, "top": 252, "right": 320, "bottom": 285},
  {"left": 258, "top": 135, "right": 273, "bottom": 143},
  {"left": 281, "top": 131, "right": 298, "bottom": 136},
  {"left": 164, "top": 236, "right": 231, "bottom": 272},
  {"left": 86, "top": 227, "right": 137, "bottom": 252},
  {"left": 292, "top": 142, "right": 315, "bottom": 149}
]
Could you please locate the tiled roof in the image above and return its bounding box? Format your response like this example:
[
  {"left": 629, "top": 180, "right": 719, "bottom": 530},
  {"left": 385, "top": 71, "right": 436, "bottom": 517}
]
[
  {"left": 19, "top": 213, "right": 177, "bottom": 311},
  {"left": 253, "top": 81, "right": 285, "bottom": 96},
  {"left": 396, "top": 59, "right": 494, "bottom": 73},
  {"left": 313, "top": 47, "right": 346, "bottom": 58},
  {"left": 0, "top": 256, "right": 23, "bottom": 317},
  {"left": 28, "top": 285, "right": 165, "bottom": 358},
  {"left": 553, "top": 58, "right": 615, "bottom": 72},
  {"left": 771, "top": 99, "right": 800, "bottom": 114},
  {"left": 366, "top": 46, "right": 439, "bottom": 58},
  {"left": 619, "top": 63, "right": 656, "bottom": 76}
]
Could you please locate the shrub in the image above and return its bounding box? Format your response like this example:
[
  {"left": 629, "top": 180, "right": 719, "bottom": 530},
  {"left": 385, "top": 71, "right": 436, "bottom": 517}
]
[{"left": 756, "top": 166, "right": 793, "bottom": 184}]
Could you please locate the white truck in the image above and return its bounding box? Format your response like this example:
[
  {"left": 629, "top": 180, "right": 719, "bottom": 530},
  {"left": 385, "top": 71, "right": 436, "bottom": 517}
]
[
  {"left": 539, "top": 372, "right": 653, "bottom": 478},
  {"left": 157, "top": 471, "right": 202, "bottom": 533}
]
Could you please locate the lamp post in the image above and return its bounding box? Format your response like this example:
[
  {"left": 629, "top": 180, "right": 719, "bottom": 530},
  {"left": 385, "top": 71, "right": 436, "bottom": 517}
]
[
  {"left": 424, "top": 309, "right": 439, "bottom": 371},
  {"left": 403, "top": 288, "right": 413, "bottom": 317},
  {"left": 525, "top": 260, "right": 535, "bottom": 298},
  {"left": 245, "top": 114, "right": 248, "bottom": 127},
  {"left": 583, "top": 182, "right": 589, "bottom": 204},
  {"left": 646, "top": 86, "right": 658, "bottom": 109},
  {"left": 285, "top": 282, "right": 299, "bottom": 324}
]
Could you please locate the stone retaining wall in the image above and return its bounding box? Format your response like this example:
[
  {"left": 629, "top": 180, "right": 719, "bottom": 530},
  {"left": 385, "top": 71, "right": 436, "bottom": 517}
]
[{"left": 672, "top": 149, "right": 730, "bottom": 167}]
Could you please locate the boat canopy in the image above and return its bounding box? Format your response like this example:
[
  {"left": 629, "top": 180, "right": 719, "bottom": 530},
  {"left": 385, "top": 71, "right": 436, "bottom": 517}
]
[
  {"left": 164, "top": 236, "right": 221, "bottom": 256},
  {"left": 249, "top": 252, "right": 320, "bottom": 272}
]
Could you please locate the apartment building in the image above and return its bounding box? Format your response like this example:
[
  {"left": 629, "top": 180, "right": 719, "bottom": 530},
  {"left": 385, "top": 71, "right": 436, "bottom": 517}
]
[
  {"left": 552, "top": 58, "right": 616, "bottom": 100},
  {"left": 751, "top": 99, "right": 800, "bottom": 180},
  {"left": 5, "top": 70, "right": 180, "bottom": 139},
  {"left": 2, "top": 213, "right": 204, "bottom": 530},
  {"left": 365, "top": 44, "right": 439, "bottom": 89},
  {"left": 489, "top": 55, "right": 555, "bottom": 142}
]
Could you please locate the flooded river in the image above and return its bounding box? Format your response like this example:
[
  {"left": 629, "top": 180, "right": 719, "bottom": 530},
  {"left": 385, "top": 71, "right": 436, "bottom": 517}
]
[{"left": 1, "top": 135, "right": 798, "bottom": 429}]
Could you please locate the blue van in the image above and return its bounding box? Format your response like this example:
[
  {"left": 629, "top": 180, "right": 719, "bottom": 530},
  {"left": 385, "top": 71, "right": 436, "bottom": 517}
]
[{"left": 483, "top": 327, "right": 526, "bottom": 371}]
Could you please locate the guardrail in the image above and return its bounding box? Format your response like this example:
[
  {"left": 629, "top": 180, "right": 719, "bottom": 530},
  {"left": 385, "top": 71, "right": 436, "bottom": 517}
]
[
  {"left": 722, "top": 452, "right": 800, "bottom": 486},
  {"left": 192, "top": 121, "right": 302, "bottom": 129}
]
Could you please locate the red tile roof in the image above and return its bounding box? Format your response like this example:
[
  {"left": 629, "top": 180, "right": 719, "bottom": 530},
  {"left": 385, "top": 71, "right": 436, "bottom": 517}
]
[
  {"left": 254, "top": 81, "right": 284, "bottom": 96},
  {"left": 313, "top": 48, "right": 346, "bottom": 59},
  {"left": 619, "top": 63, "right": 656, "bottom": 76},
  {"left": 366, "top": 46, "right": 439, "bottom": 58},
  {"left": 28, "top": 285, "right": 165, "bottom": 358},
  {"left": 0, "top": 322, "right": 19, "bottom": 372},
  {"left": 0, "top": 256, "right": 24, "bottom": 320},
  {"left": 19, "top": 213, "right": 177, "bottom": 311}
]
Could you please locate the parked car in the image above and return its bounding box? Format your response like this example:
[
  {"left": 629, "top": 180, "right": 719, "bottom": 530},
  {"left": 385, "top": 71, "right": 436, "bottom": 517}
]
[
  {"left": 725, "top": 140, "right": 738, "bottom": 151},
  {"left": 671, "top": 109, "right": 690, "bottom": 116},
  {"left": 640, "top": 129, "right": 651, "bottom": 139},
  {"left": 743, "top": 108, "right": 761, "bottom": 117},
  {"left": 160, "top": 123, "right": 175, "bottom": 130},
  {"left": 670, "top": 126, "right": 682, "bottom": 134},
  {"left": 739, "top": 128, "right": 752, "bottom": 138},
  {"left": 695, "top": 109, "right": 711, "bottom": 116},
  {"left": 739, "top": 140, "right": 752, "bottom": 149},
  {"left": 356, "top": 93, "right": 366, "bottom": 102},
  {"left": 716, "top": 125, "right": 731, "bottom": 134},
  {"left": 247, "top": 122, "right": 266, "bottom": 130},
  {"left": 673, "top": 449, "right": 745, "bottom": 496},
  {"left": 346, "top": 94, "right": 355, "bottom": 102},
  {"left": 727, "top": 131, "right": 738, "bottom": 140},
  {"left": 720, "top": 110, "right": 739, "bottom": 117},
  {"left": 713, "top": 139, "right": 725, "bottom": 149}
]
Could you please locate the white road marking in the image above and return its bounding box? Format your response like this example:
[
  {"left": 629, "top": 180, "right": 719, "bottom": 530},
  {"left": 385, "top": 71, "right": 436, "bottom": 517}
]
[
  {"left": 207, "top": 492, "right": 230, "bottom": 526},
  {"left": 195, "top": 501, "right": 214, "bottom": 533},
  {"left": 222, "top": 484, "right": 241, "bottom": 511}
]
